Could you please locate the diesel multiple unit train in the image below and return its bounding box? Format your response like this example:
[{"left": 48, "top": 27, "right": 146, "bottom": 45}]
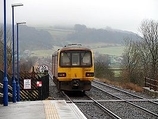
[{"left": 52, "top": 44, "right": 94, "bottom": 92}]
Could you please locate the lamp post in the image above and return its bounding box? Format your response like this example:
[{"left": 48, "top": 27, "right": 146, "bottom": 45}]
[
  {"left": 12, "top": 3, "right": 23, "bottom": 103},
  {"left": 16, "top": 22, "right": 26, "bottom": 101},
  {"left": 3, "top": 0, "right": 8, "bottom": 106}
]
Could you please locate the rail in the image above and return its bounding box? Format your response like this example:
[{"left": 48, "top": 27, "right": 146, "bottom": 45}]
[
  {"left": 145, "top": 77, "right": 158, "bottom": 91},
  {"left": 92, "top": 82, "right": 158, "bottom": 117},
  {"left": 0, "top": 83, "right": 12, "bottom": 104},
  {"left": 61, "top": 91, "right": 121, "bottom": 119},
  {"left": 0, "top": 70, "right": 13, "bottom": 104},
  {"left": 86, "top": 94, "right": 122, "bottom": 119}
]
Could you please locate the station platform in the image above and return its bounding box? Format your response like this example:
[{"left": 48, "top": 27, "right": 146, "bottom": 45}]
[{"left": 0, "top": 100, "right": 87, "bottom": 119}]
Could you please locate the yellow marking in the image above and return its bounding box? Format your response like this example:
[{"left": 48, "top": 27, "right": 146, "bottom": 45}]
[{"left": 43, "top": 100, "right": 60, "bottom": 119}]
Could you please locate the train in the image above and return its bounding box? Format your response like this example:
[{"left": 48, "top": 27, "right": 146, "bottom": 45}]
[{"left": 52, "top": 44, "right": 94, "bottom": 92}]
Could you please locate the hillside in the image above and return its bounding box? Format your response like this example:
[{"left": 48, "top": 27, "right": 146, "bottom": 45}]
[
  {"left": 44, "top": 24, "right": 141, "bottom": 47},
  {"left": 0, "top": 24, "right": 141, "bottom": 53},
  {"left": 18, "top": 25, "right": 54, "bottom": 52},
  {"left": 0, "top": 24, "right": 54, "bottom": 52},
  {"left": 66, "top": 24, "right": 141, "bottom": 44}
]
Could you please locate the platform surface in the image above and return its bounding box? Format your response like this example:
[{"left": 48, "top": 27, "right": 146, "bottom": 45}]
[{"left": 0, "top": 100, "right": 87, "bottom": 119}]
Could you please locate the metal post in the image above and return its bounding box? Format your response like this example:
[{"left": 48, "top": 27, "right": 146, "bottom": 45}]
[
  {"left": 16, "top": 24, "right": 19, "bottom": 101},
  {"left": 16, "top": 22, "right": 26, "bottom": 101},
  {"left": 3, "top": 0, "right": 8, "bottom": 106},
  {"left": 11, "top": 3, "right": 23, "bottom": 103},
  {"left": 12, "top": 5, "right": 16, "bottom": 103}
]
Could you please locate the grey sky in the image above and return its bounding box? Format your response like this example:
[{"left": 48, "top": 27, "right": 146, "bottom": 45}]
[{"left": 0, "top": 0, "right": 157, "bottom": 34}]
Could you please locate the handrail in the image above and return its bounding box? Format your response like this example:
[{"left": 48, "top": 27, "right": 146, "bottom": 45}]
[{"left": 0, "top": 83, "right": 13, "bottom": 103}]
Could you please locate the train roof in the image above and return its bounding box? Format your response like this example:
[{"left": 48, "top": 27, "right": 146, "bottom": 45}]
[
  {"left": 52, "top": 44, "right": 92, "bottom": 56},
  {"left": 60, "top": 44, "right": 91, "bottom": 51}
]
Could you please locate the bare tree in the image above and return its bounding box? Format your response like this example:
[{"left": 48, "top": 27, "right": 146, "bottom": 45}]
[
  {"left": 0, "top": 41, "right": 3, "bottom": 70},
  {"left": 6, "top": 30, "right": 12, "bottom": 72},
  {"left": 140, "top": 20, "right": 158, "bottom": 79},
  {"left": 136, "top": 41, "right": 151, "bottom": 77},
  {"left": 95, "top": 54, "right": 114, "bottom": 79},
  {"left": 0, "top": 27, "right": 12, "bottom": 72},
  {"left": 122, "top": 39, "right": 142, "bottom": 84},
  {"left": 121, "top": 19, "right": 158, "bottom": 86},
  {"left": 0, "top": 27, "right": 3, "bottom": 70},
  {"left": 20, "top": 56, "right": 38, "bottom": 72}
]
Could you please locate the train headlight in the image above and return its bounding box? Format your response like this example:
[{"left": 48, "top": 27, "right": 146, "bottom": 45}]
[
  {"left": 86, "top": 72, "right": 94, "bottom": 77},
  {"left": 58, "top": 73, "right": 66, "bottom": 77}
]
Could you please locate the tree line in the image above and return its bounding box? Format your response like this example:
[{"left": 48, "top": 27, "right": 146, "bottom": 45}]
[
  {"left": 0, "top": 27, "right": 12, "bottom": 72},
  {"left": 0, "top": 27, "right": 37, "bottom": 74},
  {"left": 95, "top": 19, "right": 158, "bottom": 87},
  {"left": 121, "top": 19, "right": 158, "bottom": 86}
]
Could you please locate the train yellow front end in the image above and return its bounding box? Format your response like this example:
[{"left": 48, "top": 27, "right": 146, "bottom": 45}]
[{"left": 52, "top": 44, "right": 94, "bottom": 92}]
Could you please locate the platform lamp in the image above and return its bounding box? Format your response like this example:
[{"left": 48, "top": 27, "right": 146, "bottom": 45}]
[
  {"left": 11, "top": 3, "right": 23, "bottom": 103},
  {"left": 3, "top": 0, "right": 8, "bottom": 106},
  {"left": 16, "top": 22, "right": 26, "bottom": 101}
]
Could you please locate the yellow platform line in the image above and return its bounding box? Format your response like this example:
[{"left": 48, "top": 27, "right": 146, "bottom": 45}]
[{"left": 43, "top": 100, "right": 60, "bottom": 119}]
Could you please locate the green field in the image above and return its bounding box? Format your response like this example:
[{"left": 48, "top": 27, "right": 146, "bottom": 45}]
[
  {"left": 41, "top": 27, "right": 74, "bottom": 41},
  {"left": 30, "top": 46, "right": 125, "bottom": 58},
  {"left": 32, "top": 27, "right": 125, "bottom": 57},
  {"left": 31, "top": 50, "right": 53, "bottom": 57},
  {"left": 93, "top": 46, "right": 125, "bottom": 56}
]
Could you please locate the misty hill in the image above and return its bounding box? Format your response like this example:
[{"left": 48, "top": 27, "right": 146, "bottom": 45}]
[
  {"left": 0, "top": 24, "right": 54, "bottom": 52},
  {"left": 65, "top": 24, "right": 141, "bottom": 45},
  {"left": 1, "top": 24, "right": 141, "bottom": 51},
  {"left": 18, "top": 25, "right": 54, "bottom": 51}
]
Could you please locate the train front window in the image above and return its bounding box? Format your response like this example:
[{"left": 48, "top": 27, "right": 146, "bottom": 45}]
[
  {"left": 81, "top": 52, "right": 92, "bottom": 66},
  {"left": 60, "top": 52, "right": 70, "bottom": 66},
  {"left": 60, "top": 50, "right": 92, "bottom": 67},
  {"left": 72, "top": 53, "right": 80, "bottom": 66}
]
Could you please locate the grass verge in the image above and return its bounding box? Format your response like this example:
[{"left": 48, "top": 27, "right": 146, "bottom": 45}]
[{"left": 98, "top": 78, "right": 143, "bottom": 92}]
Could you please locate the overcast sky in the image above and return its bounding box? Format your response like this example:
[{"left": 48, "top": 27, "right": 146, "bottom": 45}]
[{"left": 0, "top": 0, "right": 157, "bottom": 34}]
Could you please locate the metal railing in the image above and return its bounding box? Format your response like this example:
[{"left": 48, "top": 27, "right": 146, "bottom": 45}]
[
  {"left": 0, "top": 83, "right": 12, "bottom": 104},
  {"left": 0, "top": 70, "right": 13, "bottom": 104},
  {"left": 145, "top": 77, "right": 158, "bottom": 91}
]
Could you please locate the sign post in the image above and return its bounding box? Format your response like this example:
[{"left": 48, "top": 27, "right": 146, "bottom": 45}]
[
  {"left": 39, "top": 65, "right": 49, "bottom": 73},
  {"left": 24, "top": 79, "right": 31, "bottom": 89}
]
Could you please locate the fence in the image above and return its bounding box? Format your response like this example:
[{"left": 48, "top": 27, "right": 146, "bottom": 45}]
[
  {"left": 0, "top": 68, "right": 49, "bottom": 104},
  {"left": 19, "top": 69, "right": 49, "bottom": 101},
  {"left": 145, "top": 77, "right": 158, "bottom": 91}
]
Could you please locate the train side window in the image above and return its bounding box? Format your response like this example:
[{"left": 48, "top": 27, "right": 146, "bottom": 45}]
[
  {"left": 60, "top": 52, "right": 70, "bottom": 66},
  {"left": 81, "top": 52, "right": 91, "bottom": 65},
  {"left": 72, "top": 53, "right": 80, "bottom": 66}
]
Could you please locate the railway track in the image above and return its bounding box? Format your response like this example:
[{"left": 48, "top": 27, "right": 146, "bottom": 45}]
[
  {"left": 92, "top": 80, "right": 158, "bottom": 118},
  {"left": 61, "top": 91, "right": 121, "bottom": 119},
  {"left": 49, "top": 74, "right": 158, "bottom": 118},
  {"left": 93, "top": 80, "right": 158, "bottom": 102}
]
